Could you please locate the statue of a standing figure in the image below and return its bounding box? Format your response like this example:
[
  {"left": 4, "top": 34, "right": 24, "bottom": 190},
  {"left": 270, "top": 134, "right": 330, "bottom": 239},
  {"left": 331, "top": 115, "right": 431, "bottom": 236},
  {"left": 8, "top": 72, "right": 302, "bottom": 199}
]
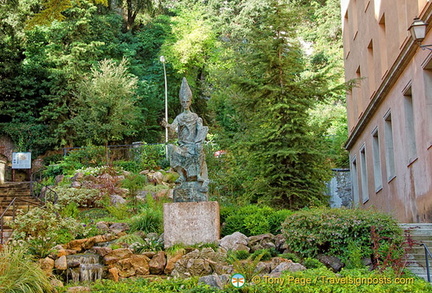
[{"left": 162, "top": 78, "right": 209, "bottom": 202}]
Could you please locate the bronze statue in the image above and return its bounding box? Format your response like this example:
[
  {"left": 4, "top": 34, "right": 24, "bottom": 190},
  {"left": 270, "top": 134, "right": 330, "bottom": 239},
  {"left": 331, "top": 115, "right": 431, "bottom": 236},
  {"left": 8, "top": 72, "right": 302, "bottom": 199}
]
[{"left": 162, "top": 78, "right": 209, "bottom": 202}]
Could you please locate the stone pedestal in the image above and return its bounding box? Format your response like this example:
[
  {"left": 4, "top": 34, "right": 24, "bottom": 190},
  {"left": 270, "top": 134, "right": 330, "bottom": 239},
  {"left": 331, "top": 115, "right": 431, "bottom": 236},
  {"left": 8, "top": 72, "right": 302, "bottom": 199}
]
[{"left": 163, "top": 201, "right": 220, "bottom": 248}]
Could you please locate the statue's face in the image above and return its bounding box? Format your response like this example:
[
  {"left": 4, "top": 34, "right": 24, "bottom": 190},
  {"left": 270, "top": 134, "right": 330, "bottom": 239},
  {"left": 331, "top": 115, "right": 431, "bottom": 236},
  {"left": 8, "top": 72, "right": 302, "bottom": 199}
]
[{"left": 181, "top": 98, "right": 191, "bottom": 110}]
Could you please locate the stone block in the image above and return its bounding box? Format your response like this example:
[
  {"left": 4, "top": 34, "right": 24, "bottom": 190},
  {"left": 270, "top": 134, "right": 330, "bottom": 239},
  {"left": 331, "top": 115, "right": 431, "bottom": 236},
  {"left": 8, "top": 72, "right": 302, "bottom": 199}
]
[{"left": 164, "top": 201, "right": 220, "bottom": 248}]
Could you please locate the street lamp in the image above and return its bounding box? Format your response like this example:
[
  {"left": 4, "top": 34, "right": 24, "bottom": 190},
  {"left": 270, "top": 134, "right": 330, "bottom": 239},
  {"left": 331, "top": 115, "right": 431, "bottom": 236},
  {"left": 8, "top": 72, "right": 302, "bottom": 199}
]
[
  {"left": 160, "top": 56, "right": 169, "bottom": 159},
  {"left": 409, "top": 18, "right": 432, "bottom": 50}
]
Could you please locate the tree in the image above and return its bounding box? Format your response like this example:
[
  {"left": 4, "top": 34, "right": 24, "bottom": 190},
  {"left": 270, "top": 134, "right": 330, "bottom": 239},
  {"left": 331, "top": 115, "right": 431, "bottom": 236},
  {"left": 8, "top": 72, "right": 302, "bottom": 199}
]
[
  {"left": 70, "top": 58, "right": 140, "bottom": 161},
  {"left": 208, "top": 0, "right": 332, "bottom": 208}
]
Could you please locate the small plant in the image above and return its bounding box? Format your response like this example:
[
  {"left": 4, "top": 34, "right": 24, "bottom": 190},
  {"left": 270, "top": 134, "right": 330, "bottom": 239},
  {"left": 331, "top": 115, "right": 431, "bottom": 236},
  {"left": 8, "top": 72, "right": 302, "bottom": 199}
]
[
  {"left": 121, "top": 173, "right": 147, "bottom": 196},
  {"left": 105, "top": 203, "right": 130, "bottom": 220},
  {"left": 303, "top": 257, "right": 324, "bottom": 269},
  {"left": 129, "top": 209, "right": 163, "bottom": 234},
  {"left": 230, "top": 252, "right": 265, "bottom": 281},
  {"left": 60, "top": 201, "right": 80, "bottom": 218},
  {"left": 0, "top": 246, "right": 54, "bottom": 292},
  {"left": 279, "top": 252, "right": 300, "bottom": 263}
]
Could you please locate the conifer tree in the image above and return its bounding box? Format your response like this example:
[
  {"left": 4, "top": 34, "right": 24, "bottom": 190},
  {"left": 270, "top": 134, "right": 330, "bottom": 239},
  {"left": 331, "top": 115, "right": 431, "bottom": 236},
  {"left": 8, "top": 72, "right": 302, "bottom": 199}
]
[{"left": 212, "top": 0, "right": 331, "bottom": 208}]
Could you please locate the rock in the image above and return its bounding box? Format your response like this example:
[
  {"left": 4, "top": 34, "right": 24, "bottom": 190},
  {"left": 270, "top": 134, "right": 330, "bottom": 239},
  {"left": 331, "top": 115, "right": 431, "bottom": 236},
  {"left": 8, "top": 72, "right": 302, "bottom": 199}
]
[
  {"left": 317, "top": 254, "right": 344, "bottom": 272},
  {"left": 96, "top": 222, "right": 110, "bottom": 232},
  {"left": 164, "top": 250, "right": 185, "bottom": 275},
  {"left": 38, "top": 257, "right": 55, "bottom": 275},
  {"left": 67, "top": 286, "right": 91, "bottom": 293},
  {"left": 274, "top": 234, "right": 287, "bottom": 252},
  {"left": 50, "top": 278, "right": 64, "bottom": 288},
  {"left": 171, "top": 248, "right": 229, "bottom": 278},
  {"left": 108, "top": 267, "right": 120, "bottom": 282},
  {"left": 110, "top": 194, "right": 126, "bottom": 206},
  {"left": 270, "top": 261, "right": 306, "bottom": 276},
  {"left": 256, "top": 261, "right": 272, "bottom": 274},
  {"left": 93, "top": 247, "right": 113, "bottom": 257},
  {"left": 248, "top": 234, "right": 276, "bottom": 252},
  {"left": 156, "top": 189, "right": 170, "bottom": 198},
  {"left": 149, "top": 251, "right": 167, "bottom": 275},
  {"left": 55, "top": 255, "right": 68, "bottom": 270},
  {"left": 114, "top": 255, "right": 151, "bottom": 278},
  {"left": 198, "top": 274, "right": 231, "bottom": 289},
  {"left": 55, "top": 175, "right": 65, "bottom": 184},
  {"left": 65, "top": 238, "right": 96, "bottom": 252},
  {"left": 142, "top": 251, "right": 156, "bottom": 259},
  {"left": 219, "top": 232, "right": 250, "bottom": 252},
  {"left": 71, "top": 181, "right": 81, "bottom": 188},
  {"left": 109, "top": 222, "right": 130, "bottom": 234},
  {"left": 103, "top": 248, "right": 133, "bottom": 265}
]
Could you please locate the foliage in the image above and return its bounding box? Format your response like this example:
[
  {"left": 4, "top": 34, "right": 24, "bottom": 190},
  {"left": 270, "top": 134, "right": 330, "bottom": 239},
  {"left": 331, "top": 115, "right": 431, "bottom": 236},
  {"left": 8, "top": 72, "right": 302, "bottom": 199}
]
[
  {"left": 71, "top": 58, "right": 140, "bottom": 148},
  {"left": 282, "top": 207, "right": 404, "bottom": 261},
  {"left": 121, "top": 173, "right": 147, "bottom": 196},
  {"left": 105, "top": 203, "right": 130, "bottom": 220},
  {"left": 89, "top": 277, "right": 211, "bottom": 293},
  {"left": 9, "top": 203, "right": 91, "bottom": 256},
  {"left": 54, "top": 186, "right": 102, "bottom": 208},
  {"left": 131, "top": 144, "right": 167, "bottom": 171},
  {"left": 303, "top": 257, "right": 324, "bottom": 269},
  {"left": 221, "top": 205, "right": 292, "bottom": 236},
  {"left": 129, "top": 208, "right": 163, "bottom": 234},
  {"left": 207, "top": 0, "right": 333, "bottom": 208},
  {"left": 0, "top": 246, "right": 54, "bottom": 293}
]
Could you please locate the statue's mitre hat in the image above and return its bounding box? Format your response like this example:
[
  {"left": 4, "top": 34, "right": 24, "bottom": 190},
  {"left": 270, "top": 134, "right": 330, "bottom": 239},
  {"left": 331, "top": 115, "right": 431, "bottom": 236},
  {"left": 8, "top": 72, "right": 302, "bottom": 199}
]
[{"left": 179, "top": 77, "right": 193, "bottom": 101}]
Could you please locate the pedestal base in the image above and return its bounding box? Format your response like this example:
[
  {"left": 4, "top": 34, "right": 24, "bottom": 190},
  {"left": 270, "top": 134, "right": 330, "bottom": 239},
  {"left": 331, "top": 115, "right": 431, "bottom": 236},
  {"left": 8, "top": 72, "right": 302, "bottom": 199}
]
[{"left": 163, "top": 201, "right": 220, "bottom": 248}]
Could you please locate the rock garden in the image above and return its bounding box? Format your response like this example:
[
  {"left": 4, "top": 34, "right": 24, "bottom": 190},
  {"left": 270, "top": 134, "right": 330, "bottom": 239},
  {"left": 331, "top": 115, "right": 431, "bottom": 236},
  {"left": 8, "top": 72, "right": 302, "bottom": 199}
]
[{"left": 1, "top": 147, "right": 432, "bottom": 292}]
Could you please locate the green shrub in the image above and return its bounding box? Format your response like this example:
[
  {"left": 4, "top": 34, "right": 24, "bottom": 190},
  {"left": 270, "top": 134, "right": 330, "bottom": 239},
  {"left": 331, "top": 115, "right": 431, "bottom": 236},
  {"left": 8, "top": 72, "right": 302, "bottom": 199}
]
[
  {"left": 222, "top": 205, "right": 292, "bottom": 236},
  {"left": 121, "top": 173, "right": 147, "bottom": 196},
  {"left": 0, "top": 247, "right": 54, "bottom": 292},
  {"left": 129, "top": 209, "right": 163, "bottom": 234},
  {"left": 54, "top": 186, "right": 102, "bottom": 208},
  {"left": 280, "top": 252, "right": 301, "bottom": 263},
  {"left": 105, "top": 203, "right": 130, "bottom": 220},
  {"left": 60, "top": 201, "right": 80, "bottom": 218},
  {"left": 303, "top": 257, "right": 324, "bottom": 269},
  {"left": 113, "top": 160, "right": 142, "bottom": 173},
  {"left": 282, "top": 207, "right": 404, "bottom": 260}
]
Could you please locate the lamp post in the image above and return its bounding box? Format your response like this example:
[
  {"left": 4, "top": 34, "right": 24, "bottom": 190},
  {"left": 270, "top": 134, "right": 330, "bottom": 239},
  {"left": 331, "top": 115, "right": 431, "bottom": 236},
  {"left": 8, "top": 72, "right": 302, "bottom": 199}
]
[
  {"left": 160, "top": 56, "right": 169, "bottom": 159},
  {"left": 409, "top": 18, "right": 432, "bottom": 50}
]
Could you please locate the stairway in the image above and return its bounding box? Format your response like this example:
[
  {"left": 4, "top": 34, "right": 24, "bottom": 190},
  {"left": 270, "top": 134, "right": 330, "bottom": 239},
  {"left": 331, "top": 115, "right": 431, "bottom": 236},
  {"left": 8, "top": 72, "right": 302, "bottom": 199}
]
[
  {"left": 0, "top": 182, "right": 41, "bottom": 244},
  {"left": 400, "top": 223, "right": 432, "bottom": 282}
]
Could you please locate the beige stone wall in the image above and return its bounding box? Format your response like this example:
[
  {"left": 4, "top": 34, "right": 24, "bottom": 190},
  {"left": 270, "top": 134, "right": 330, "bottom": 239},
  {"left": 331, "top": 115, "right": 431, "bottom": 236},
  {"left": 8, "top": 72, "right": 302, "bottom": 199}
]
[{"left": 342, "top": 0, "right": 432, "bottom": 222}]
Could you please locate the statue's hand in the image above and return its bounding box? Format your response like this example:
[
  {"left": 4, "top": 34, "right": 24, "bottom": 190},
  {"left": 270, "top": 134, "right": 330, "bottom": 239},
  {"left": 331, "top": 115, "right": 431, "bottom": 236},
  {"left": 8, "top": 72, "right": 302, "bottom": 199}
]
[{"left": 161, "top": 118, "right": 168, "bottom": 128}]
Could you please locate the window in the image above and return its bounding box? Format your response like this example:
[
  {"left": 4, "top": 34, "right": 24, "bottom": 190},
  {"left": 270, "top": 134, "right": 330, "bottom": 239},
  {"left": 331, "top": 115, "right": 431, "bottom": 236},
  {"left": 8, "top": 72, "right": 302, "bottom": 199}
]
[
  {"left": 360, "top": 146, "right": 369, "bottom": 203},
  {"left": 423, "top": 67, "right": 432, "bottom": 143},
  {"left": 351, "top": 157, "right": 360, "bottom": 206},
  {"left": 403, "top": 85, "right": 417, "bottom": 162},
  {"left": 372, "top": 128, "right": 382, "bottom": 191},
  {"left": 384, "top": 111, "right": 396, "bottom": 180}
]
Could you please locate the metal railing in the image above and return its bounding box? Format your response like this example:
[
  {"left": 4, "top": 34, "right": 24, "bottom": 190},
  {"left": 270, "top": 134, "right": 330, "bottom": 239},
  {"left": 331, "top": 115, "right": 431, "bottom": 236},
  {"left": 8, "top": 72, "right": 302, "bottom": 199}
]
[
  {"left": 30, "top": 168, "right": 58, "bottom": 204},
  {"left": 421, "top": 243, "right": 432, "bottom": 282},
  {"left": 0, "top": 197, "right": 38, "bottom": 244}
]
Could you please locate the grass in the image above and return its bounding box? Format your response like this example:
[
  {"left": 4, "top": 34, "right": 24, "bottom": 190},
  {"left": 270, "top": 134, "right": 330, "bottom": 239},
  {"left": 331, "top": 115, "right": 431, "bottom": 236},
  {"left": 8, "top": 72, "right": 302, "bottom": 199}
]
[{"left": 0, "top": 246, "right": 54, "bottom": 293}]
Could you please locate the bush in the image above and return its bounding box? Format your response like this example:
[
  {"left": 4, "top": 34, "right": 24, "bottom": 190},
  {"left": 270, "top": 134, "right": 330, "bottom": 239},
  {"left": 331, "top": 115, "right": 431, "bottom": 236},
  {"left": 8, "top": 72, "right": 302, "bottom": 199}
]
[
  {"left": 282, "top": 207, "right": 404, "bottom": 261},
  {"left": 0, "top": 246, "right": 54, "bottom": 292},
  {"left": 54, "top": 186, "right": 102, "bottom": 208},
  {"left": 222, "top": 205, "right": 292, "bottom": 236},
  {"left": 129, "top": 209, "right": 163, "bottom": 234}
]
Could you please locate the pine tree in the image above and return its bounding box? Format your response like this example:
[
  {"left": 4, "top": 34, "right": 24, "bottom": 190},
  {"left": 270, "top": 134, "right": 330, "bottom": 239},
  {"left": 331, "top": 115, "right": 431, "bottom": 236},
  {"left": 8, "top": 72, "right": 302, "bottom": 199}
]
[{"left": 213, "top": 0, "right": 331, "bottom": 208}]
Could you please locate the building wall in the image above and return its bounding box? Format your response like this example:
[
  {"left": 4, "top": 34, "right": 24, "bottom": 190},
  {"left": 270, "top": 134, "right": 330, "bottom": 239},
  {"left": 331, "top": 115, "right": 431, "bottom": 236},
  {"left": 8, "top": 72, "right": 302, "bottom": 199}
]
[{"left": 342, "top": 0, "right": 432, "bottom": 222}]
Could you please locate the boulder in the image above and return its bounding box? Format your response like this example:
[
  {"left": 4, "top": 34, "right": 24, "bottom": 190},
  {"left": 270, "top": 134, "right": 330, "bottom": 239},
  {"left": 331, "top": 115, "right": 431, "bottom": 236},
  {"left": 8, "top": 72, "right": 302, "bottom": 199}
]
[
  {"left": 109, "top": 222, "right": 129, "bottom": 234},
  {"left": 55, "top": 255, "right": 68, "bottom": 270},
  {"left": 149, "top": 251, "right": 166, "bottom": 275},
  {"left": 103, "top": 248, "right": 133, "bottom": 265},
  {"left": 248, "top": 233, "right": 276, "bottom": 252},
  {"left": 65, "top": 238, "right": 96, "bottom": 252},
  {"left": 110, "top": 194, "right": 126, "bottom": 206},
  {"left": 198, "top": 274, "right": 231, "bottom": 289},
  {"left": 171, "top": 248, "right": 229, "bottom": 278},
  {"left": 93, "top": 247, "right": 113, "bottom": 257},
  {"left": 108, "top": 267, "right": 120, "bottom": 282},
  {"left": 164, "top": 250, "right": 185, "bottom": 275},
  {"left": 270, "top": 261, "right": 306, "bottom": 277},
  {"left": 317, "top": 254, "right": 344, "bottom": 272},
  {"left": 38, "top": 257, "right": 55, "bottom": 275},
  {"left": 96, "top": 222, "right": 110, "bottom": 233},
  {"left": 114, "top": 255, "right": 151, "bottom": 278},
  {"left": 219, "top": 232, "right": 250, "bottom": 252}
]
